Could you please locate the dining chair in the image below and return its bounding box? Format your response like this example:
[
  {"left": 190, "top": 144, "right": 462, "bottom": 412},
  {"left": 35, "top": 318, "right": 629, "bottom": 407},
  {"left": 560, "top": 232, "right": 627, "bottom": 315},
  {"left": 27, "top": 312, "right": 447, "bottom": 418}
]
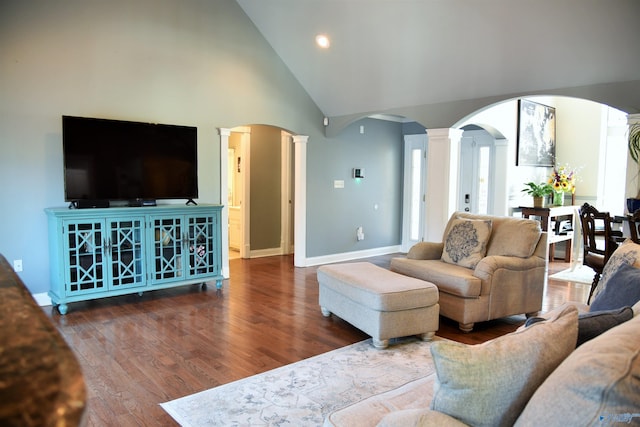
[
  {"left": 627, "top": 209, "right": 640, "bottom": 244},
  {"left": 578, "top": 203, "right": 622, "bottom": 304}
]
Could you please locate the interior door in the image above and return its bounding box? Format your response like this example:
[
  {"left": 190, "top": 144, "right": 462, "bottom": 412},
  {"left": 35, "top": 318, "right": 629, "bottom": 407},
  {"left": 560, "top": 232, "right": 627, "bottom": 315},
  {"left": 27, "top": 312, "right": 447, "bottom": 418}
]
[{"left": 459, "top": 131, "right": 495, "bottom": 215}]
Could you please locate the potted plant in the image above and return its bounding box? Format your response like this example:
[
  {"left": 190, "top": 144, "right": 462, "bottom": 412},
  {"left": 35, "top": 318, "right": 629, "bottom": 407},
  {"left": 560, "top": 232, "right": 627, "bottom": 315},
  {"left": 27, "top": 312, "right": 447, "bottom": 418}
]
[
  {"left": 627, "top": 122, "right": 640, "bottom": 213},
  {"left": 522, "top": 182, "right": 553, "bottom": 208}
]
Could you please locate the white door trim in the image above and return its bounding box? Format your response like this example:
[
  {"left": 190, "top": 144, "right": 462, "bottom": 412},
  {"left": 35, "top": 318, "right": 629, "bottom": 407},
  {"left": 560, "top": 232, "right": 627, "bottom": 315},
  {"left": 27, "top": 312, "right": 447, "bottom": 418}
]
[
  {"left": 281, "top": 131, "right": 293, "bottom": 254},
  {"left": 218, "top": 128, "right": 231, "bottom": 278},
  {"left": 292, "top": 135, "right": 308, "bottom": 266}
]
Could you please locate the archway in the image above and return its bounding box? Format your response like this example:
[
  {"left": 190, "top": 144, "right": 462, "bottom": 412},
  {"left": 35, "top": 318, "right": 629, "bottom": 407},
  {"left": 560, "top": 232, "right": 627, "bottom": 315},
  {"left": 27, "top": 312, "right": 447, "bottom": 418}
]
[
  {"left": 454, "top": 96, "right": 629, "bottom": 216},
  {"left": 218, "top": 125, "right": 302, "bottom": 278}
]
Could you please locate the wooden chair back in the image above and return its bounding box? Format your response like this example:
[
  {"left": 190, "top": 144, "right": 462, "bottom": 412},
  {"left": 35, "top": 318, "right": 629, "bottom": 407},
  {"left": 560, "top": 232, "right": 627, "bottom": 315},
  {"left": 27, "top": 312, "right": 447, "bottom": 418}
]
[
  {"left": 579, "top": 203, "right": 618, "bottom": 263},
  {"left": 627, "top": 209, "right": 640, "bottom": 244},
  {"left": 579, "top": 203, "right": 619, "bottom": 303}
]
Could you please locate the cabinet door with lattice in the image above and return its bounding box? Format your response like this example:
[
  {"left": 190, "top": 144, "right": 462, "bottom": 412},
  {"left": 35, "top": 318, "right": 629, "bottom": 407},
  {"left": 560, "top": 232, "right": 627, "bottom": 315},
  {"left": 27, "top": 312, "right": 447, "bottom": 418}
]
[
  {"left": 148, "top": 215, "right": 185, "bottom": 284},
  {"left": 106, "top": 216, "right": 146, "bottom": 290},
  {"left": 185, "top": 213, "right": 220, "bottom": 278},
  {"left": 63, "top": 219, "right": 107, "bottom": 296}
]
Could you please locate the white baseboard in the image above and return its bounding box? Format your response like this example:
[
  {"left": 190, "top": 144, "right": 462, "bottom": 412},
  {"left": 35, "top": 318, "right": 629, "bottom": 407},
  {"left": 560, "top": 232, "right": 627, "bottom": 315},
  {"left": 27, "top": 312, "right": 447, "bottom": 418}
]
[
  {"left": 249, "top": 247, "right": 287, "bottom": 258},
  {"left": 303, "top": 245, "right": 402, "bottom": 267},
  {"left": 33, "top": 292, "right": 52, "bottom": 307}
]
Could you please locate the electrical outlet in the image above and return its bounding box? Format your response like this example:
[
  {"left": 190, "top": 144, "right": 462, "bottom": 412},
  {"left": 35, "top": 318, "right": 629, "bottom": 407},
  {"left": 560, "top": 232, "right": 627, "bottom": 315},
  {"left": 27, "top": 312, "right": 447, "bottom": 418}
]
[
  {"left": 13, "top": 259, "right": 22, "bottom": 272},
  {"left": 356, "top": 227, "right": 365, "bottom": 241}
]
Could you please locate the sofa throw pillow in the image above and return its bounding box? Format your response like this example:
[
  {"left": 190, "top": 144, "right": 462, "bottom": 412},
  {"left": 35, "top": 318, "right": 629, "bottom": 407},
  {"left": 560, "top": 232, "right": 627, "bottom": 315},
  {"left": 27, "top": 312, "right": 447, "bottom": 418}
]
[
  {"left": 594, "top": 239, "right": 640, "bottom": 299},
  {"left": 525, "top": 305, "right": 633, "bottom": 347},
  {"left": 590, "top": 262, "right": 640, "bottom": 311},
  {"left": 576, "top": 306, "right": 633, "bottom": 346},
  {"left": 441, "top": 219, "right": 492, "bottom": 269},
  {"left": 515, "top": 314, "right": 640, "bottom": 427},
  {"left": 430, "top": 305, "right": 578, "bottom": 427}
]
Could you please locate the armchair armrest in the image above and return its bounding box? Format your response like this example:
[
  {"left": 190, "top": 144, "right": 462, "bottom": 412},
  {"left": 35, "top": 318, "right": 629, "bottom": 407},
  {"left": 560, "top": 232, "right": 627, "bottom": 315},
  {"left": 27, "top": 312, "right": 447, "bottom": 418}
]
[
  {"left": 407, "top": 242, "right": 444, "bottom": 260},
  {"left": 474, "top": 255, "right": 546, "bottom": 280}
]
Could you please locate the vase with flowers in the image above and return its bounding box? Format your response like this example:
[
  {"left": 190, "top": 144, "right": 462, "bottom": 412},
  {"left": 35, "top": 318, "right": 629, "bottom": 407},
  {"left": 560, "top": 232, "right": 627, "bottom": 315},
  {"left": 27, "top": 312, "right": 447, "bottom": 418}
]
[{"left": 549, "top": 164, "right": 577, "bottom": 206}]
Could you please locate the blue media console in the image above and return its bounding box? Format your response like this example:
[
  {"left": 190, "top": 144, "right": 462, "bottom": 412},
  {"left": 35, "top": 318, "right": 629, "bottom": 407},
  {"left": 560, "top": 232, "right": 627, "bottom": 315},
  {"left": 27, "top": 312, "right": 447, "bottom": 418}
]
[{"left": 45, "top": 204, "right": 223, "bottom": 314}]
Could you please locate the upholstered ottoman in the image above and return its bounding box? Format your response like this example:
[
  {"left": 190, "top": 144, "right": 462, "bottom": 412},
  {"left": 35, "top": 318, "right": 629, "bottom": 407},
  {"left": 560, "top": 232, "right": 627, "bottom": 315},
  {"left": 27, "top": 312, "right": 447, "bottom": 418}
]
[{"left": 317, "top": 262, "right": 439, "bottom": 348}]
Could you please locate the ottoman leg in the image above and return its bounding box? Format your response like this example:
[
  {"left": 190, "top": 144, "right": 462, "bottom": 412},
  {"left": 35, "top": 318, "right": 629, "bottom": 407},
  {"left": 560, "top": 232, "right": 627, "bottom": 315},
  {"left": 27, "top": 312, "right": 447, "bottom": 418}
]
[
  {"left": 458, "top": 322, "right": 474, "bottom": 333},
  {"left": 372, "top": 338, "right": 389, "bottom": 349},
  {"left": 419, "top": 332, "right": 435, "bottom": 341},
  {"left": 320, "top": 306, "right": 331, "bottom": 317}
]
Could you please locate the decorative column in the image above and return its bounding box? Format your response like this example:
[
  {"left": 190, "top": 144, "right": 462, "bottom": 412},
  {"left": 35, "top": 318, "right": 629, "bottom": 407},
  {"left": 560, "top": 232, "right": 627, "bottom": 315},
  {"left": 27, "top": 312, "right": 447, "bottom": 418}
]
[
  {"left": 293, "top": 135, "right": 308, "bottom": 267},
  {"left": 493, "top": 137, "right": 509, "bottom": 215},
  {"left": 424, "top": 128, "right": 464, "bottom": 242}
]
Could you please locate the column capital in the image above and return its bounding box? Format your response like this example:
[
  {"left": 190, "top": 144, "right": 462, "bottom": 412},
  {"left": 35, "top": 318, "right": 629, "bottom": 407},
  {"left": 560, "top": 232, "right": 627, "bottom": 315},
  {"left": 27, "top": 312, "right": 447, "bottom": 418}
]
[
  {"left": 218, "top": 128, "right": 231, "bottom": 137},
  {"left": 293, "top": 135, "right": 309, "bottom": 144},
  {"left": 426, "top": 128, "right": 464, "bottom": 140}
]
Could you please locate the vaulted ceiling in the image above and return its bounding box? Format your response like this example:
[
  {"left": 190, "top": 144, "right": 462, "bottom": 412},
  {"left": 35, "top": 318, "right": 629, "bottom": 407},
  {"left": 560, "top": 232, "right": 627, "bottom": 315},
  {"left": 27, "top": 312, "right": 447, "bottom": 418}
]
[{"left": 236, "top": 0, "right": 640, "bottom": 120}]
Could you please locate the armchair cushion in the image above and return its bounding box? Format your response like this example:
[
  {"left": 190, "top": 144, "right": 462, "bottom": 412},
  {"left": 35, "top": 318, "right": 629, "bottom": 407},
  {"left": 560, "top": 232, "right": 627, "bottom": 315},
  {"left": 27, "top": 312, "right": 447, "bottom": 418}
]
[
  {"left": 441, "top": 218, "right": 492, "bottom": 269},
  {"left": 390, "top": 259, "right": 481, "bottom": 298},
  {"left": 429, "top": 305, "right": 578, "bottom": 427}
]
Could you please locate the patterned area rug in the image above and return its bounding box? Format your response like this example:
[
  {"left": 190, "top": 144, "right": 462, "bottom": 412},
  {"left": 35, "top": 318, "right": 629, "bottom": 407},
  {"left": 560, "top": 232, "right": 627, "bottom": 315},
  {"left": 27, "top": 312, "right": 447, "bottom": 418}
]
[{"left": 161, "top": 337, "right": 439, "bottom": 426}]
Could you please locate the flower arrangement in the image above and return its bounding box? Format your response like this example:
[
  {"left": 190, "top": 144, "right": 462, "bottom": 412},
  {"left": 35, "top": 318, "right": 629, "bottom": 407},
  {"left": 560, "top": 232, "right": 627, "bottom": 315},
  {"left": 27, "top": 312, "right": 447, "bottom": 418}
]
[{"left": 549, "top": 164, "right": 577, "bottom": 194}]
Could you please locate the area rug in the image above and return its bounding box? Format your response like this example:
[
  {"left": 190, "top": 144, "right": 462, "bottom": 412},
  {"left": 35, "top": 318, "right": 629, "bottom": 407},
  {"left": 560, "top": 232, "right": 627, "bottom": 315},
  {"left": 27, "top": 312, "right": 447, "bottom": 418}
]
[
  {"left": 161, "top": 337, "right": 438, "bottom": 426},
  {"left": 549, "top": 265, "right": 596, "bottom": 284}
]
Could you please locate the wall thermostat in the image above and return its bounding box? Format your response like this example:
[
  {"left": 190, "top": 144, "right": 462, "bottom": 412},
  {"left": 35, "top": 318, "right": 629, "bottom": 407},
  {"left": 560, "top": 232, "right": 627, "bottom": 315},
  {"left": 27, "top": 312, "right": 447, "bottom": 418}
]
[{"left": 352, "top": 168, "right": 365, "bottom": 179}]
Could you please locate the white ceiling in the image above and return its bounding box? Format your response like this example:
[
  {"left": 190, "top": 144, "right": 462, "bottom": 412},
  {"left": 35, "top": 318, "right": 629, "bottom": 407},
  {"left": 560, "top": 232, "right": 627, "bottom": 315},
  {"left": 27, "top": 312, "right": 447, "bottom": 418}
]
[{"left": 236, "top": 0, "right": 640, "bottom": 118}]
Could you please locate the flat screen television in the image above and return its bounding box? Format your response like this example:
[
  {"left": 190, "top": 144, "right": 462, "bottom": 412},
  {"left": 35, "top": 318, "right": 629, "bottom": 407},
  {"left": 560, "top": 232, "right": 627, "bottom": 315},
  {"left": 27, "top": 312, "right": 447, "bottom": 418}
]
[{"left": 62, "top": 115, "right": 198, "bottom": 206}]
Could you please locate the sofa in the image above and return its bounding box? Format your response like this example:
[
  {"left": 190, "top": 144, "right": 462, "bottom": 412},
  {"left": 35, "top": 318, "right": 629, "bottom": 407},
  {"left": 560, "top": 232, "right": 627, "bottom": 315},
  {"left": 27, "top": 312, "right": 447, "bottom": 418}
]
[
  {"left": 391, "top": 212, "right": 547, "bottom": 332},
  {"left": 324, "top": 239, "right": 640, "bottom": 427},
  {"left": 0, "top": 254, "right": 86, "bottom": 426}
]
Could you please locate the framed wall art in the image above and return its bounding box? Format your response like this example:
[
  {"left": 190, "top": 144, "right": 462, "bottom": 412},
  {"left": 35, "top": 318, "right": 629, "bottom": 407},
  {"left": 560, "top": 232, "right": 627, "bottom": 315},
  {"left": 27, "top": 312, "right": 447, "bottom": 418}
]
[{"left": 516, "top": 99, "right": 556, "bottom": 167}]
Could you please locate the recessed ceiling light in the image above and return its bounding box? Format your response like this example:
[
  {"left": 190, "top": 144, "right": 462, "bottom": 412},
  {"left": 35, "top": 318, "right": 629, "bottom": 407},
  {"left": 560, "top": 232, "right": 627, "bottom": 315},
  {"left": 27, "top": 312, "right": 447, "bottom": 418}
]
[{"left": 315, "top": 34, "right": 330, "bottom": 49}]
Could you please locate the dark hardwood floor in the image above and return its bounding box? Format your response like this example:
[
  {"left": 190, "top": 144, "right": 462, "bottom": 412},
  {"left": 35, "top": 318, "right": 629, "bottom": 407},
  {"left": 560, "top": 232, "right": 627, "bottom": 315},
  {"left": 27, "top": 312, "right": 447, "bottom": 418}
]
[{"left": 44, "top": 254, "right": 590, "bottom": 426}]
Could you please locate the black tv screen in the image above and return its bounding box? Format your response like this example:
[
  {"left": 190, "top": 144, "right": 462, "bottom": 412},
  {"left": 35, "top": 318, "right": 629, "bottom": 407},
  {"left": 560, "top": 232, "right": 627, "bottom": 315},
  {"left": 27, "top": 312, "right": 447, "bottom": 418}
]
[{"left": 62, "top": 115, "right": 198, "bottom": 203}]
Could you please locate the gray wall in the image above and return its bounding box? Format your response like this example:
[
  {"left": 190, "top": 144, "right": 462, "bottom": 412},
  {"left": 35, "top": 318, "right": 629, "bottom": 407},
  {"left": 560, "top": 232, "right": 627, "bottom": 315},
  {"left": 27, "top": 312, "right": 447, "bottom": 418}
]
[
  {"left": 250, "top": 125, "right": 282, "bottom": 250},
  {"left": 0, "top": 0, "right": 326, "bottom": 294},
  {"left": 307, "top": 118, "right": 404, "bottom": 257}
]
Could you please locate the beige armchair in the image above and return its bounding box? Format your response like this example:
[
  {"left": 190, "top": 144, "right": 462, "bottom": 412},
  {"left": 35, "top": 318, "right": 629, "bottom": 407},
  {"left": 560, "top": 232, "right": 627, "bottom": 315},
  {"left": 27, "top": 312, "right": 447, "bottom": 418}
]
[{"left": 391, "top": 212, "right": 547, "bottom": 332}]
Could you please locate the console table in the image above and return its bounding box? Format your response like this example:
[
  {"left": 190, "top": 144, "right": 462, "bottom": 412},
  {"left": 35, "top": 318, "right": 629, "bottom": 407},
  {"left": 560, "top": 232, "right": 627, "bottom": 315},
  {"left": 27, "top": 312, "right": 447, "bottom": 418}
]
[
  {"left": 520, "top": 205, "right": 577, "bottom": 262},
  {"left": 46, "top": 204, "right": 223, "bottom": 314}
]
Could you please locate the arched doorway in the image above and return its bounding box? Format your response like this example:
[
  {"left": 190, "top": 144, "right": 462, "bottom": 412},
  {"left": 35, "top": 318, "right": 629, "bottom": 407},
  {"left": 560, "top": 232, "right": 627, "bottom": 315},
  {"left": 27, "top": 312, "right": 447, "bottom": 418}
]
[{"left": 219, "top": 125, "right": 300, "bottom": 278}]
